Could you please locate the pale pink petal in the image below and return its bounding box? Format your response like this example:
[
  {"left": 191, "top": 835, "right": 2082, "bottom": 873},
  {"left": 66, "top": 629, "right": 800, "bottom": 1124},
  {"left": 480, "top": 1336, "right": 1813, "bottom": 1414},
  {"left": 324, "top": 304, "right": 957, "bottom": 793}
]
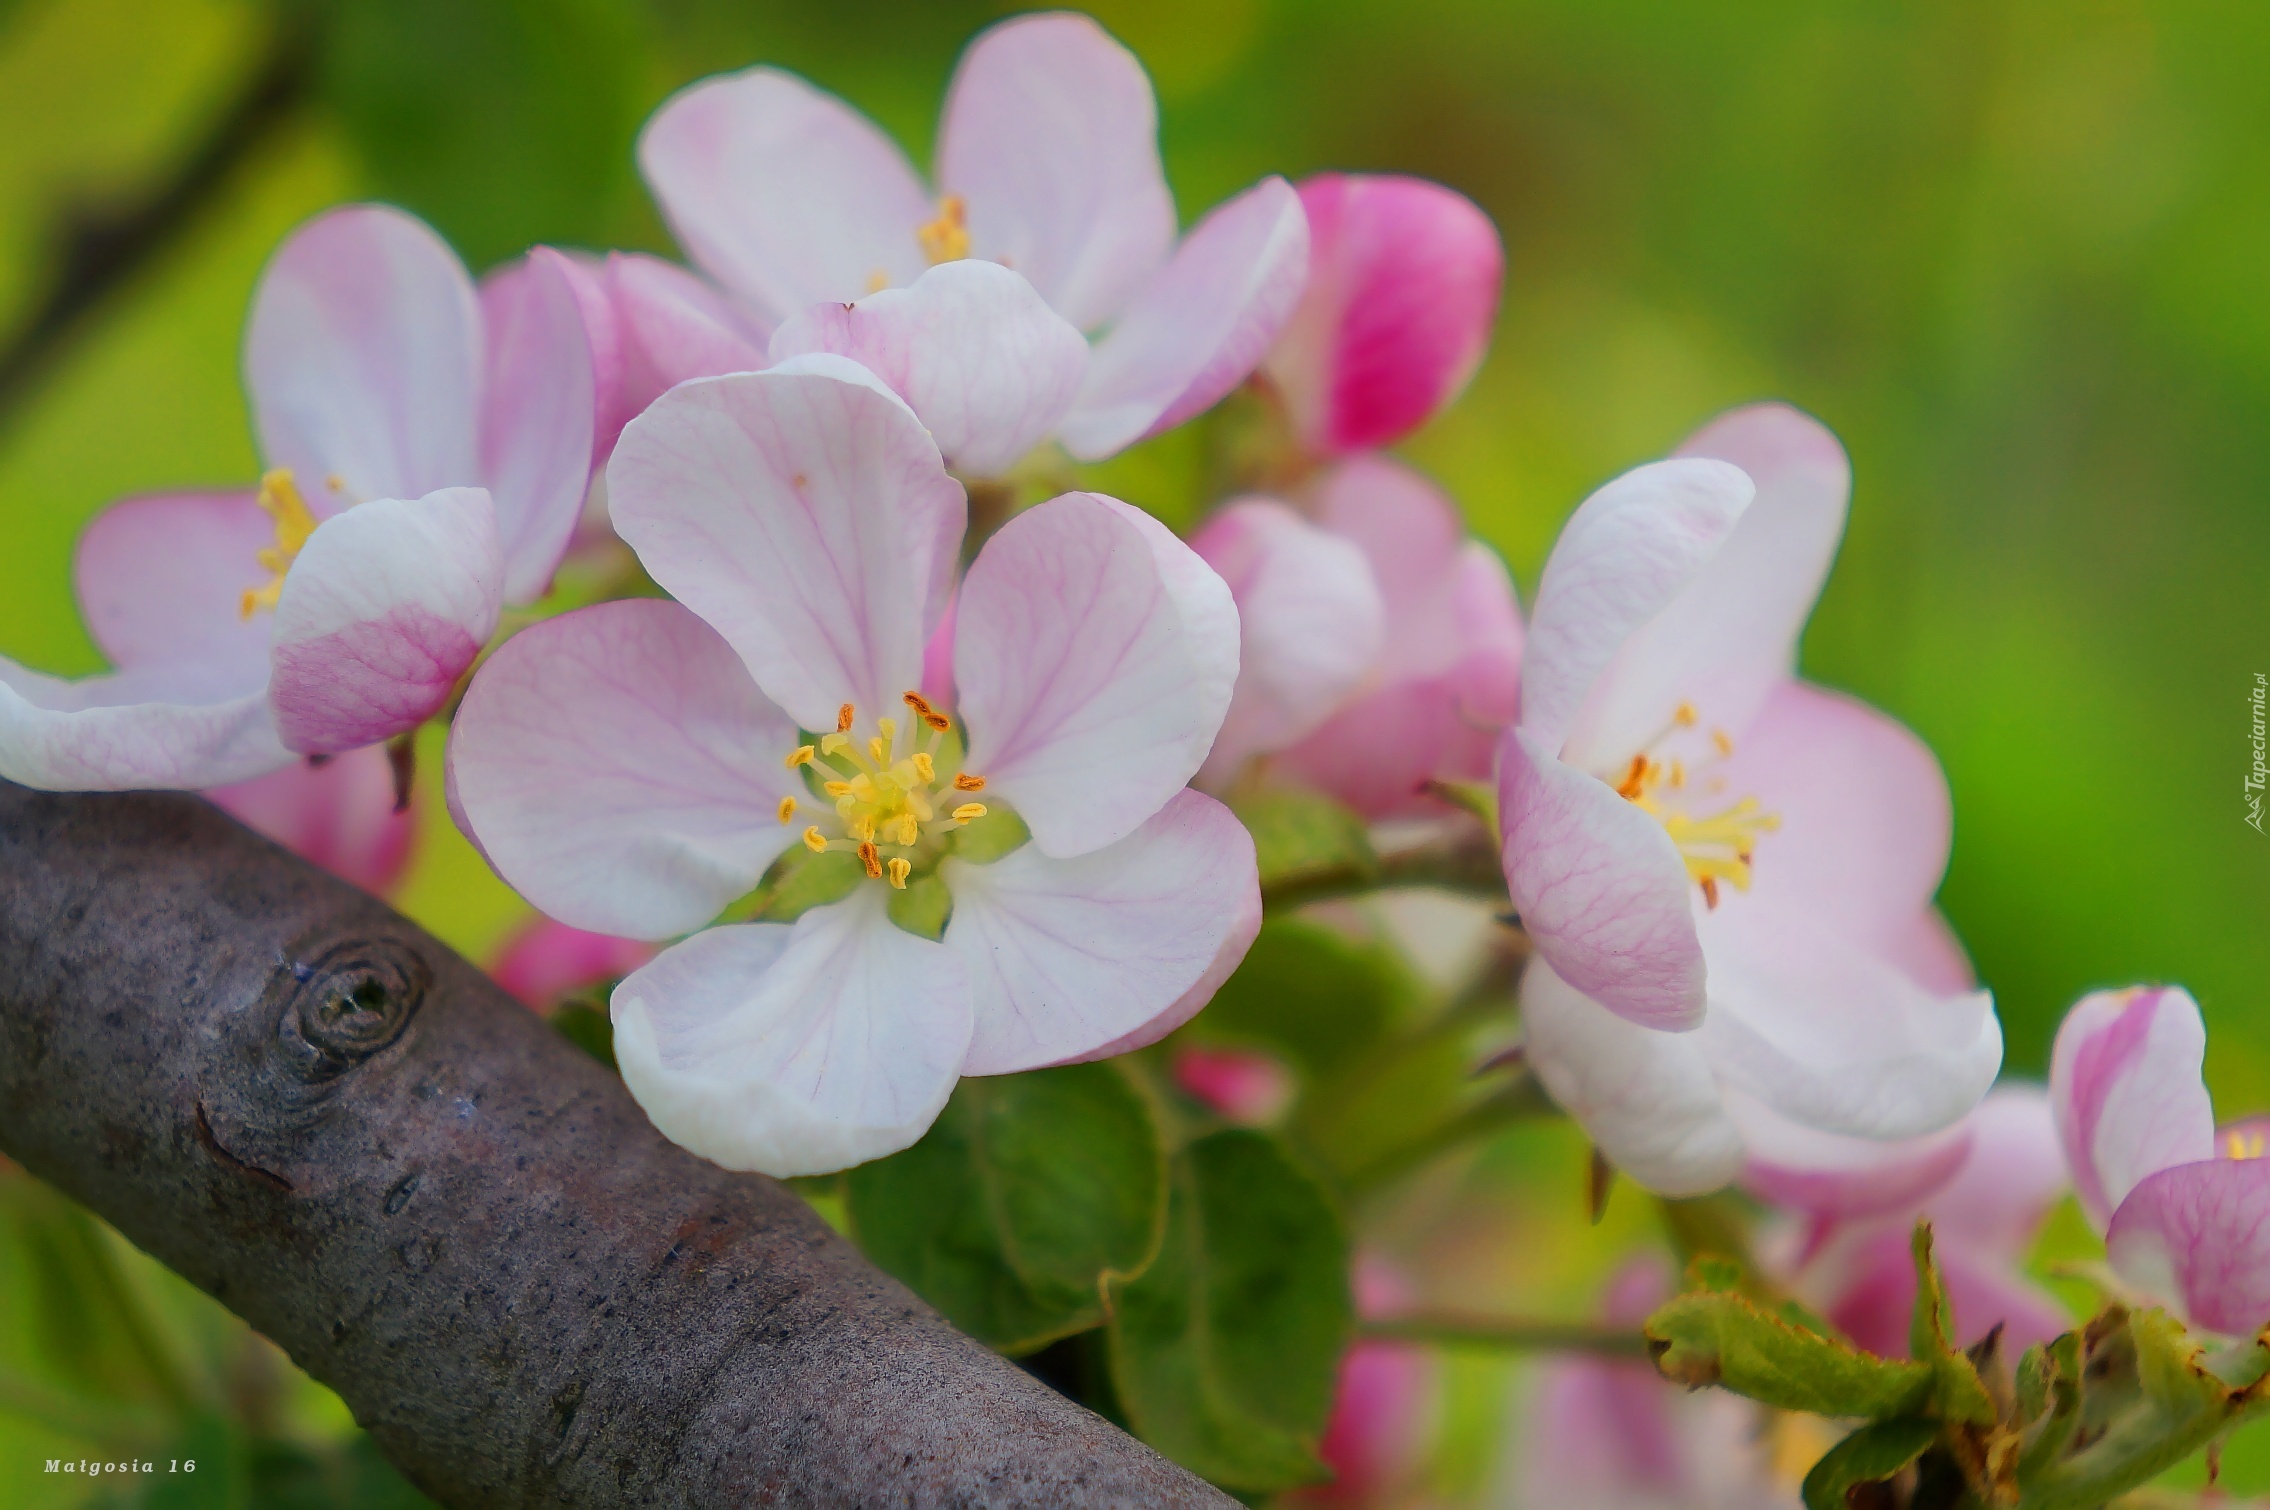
[
  {"left": 2049, "top": 985, "right": 2217, "bottom": 1230},
  {"left": 267, "top": 488, "right": 503, "bottom": 755},
  {"left": 921, "top": 590, "right": 958, "bottom": 710},
  {"left": 1276, "top": 675, "right": 1475, "bottom": 818},
  {"left": 244, "top": 204, "right": 481, "bottom": 504},
  {"left": 1060, "top": 870, "right": 1263, "bottom": 1065},
  {"left": 477, "top": 247, "right": 597, "bottom": 603},
  {"left": 933, "top": 12, "right": 1174, "bottom": 332},
  {"left": 1819, "top": 1226, "right": 2069, "bottom": 1358},
  {"left": 1519, "top": 458, "right": 1754, "bottom": 755},
  {"left": 1057, "top": 177, "right": 1309, "bottom": 460},
  {"left": 208, "top": 745, "right": 414, "bottom": 895},
  {"left": 1734, "top": 1090, "right": 1974, "bottom": 1224},
  {"left": 1520, "top": 958, "right": 1744, "bottom": 1198},
  {"left": 607, "top": 360, "right": 964, "bottom": 732},
  {"left": 1923, "top": 1085, "right": 2069, "bottom": 1257},
  {"left": 0, "top": 659, "right": 289, "bottom": 790},
  {"left": 603, "top": 252, "right": 770, "bottom": 419},
  {"left": 487, "top": 916, "right": 655, "bottom": 1011},
  {"left": 2107, "top": 1158, "right": 2270, "bottom": 1337},
  {"left": 1189, "top": 499, "right": 1384, "bottom": 786},
  {"left": 1888, "top": 907, "right": 1979, "bottom": 996},
  {"left": 955, "top": 492, "right": 1238, "bottom": 857},
  {"left": 448, "top": 599, "right": 803, "bottom": 940},
  {"left": 637, "top": 68, "right": 931, "bottom": 326},
  {"left": 611, "top": 891, "right": 973, "bottom": 1176},
  {"left": 1562, "top": 404, "right": 1850, "bottom": 769},
  {"left": 946, "top": 788, "right": 1258, "bottom": 1075},
  {"left": 545, "top": 252, "right": 629, "bottom": 466},
  {"left": 1497, "top": 726, "right": 1705, "bottom": 1031},
  {"left": 72, "top": 490, "right": 273, "bottom": 682},
  {"left": 1308, "top": 457, "right": 1463, "bottom": 679},
  {"left": 768, "top": 259, "right": 1088, "bottom": 475},
  {"left": 1262, "top": 173, "right": 1502, "bottom": 456}
]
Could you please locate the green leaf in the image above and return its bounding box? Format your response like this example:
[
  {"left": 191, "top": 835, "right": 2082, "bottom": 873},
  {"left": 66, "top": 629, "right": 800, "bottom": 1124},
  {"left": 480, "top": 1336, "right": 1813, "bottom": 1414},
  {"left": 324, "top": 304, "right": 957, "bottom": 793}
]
[
  {"left": 1646, "top": 1276, "right": 1934, "bottom": 1418},
  {"left": 1230, "top": 787, "right": 1376, "bottom": 895},
  {"left": 1196, "top": 918, "right": 1408, "bottom": 1079},
  {"left": 1105, "top": 1130, "right": 1352, "bottom": 1492},
  {"left": 1908, "top": 1222, "right": 1997, "bottom": 1427},
  {"left": 845, "top": 1063, "right": 1166, "bottom": 1353},
  {"left": 1800, "top": 1417, "right": 1940, "bottom": 1510}
]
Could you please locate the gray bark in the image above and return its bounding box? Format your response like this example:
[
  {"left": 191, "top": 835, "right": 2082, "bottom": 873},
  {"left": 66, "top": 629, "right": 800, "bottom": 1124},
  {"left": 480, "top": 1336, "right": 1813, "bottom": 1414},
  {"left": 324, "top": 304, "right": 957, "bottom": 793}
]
[{"left": 0, "top": 783, "right": 1232, "bottom": 1508}]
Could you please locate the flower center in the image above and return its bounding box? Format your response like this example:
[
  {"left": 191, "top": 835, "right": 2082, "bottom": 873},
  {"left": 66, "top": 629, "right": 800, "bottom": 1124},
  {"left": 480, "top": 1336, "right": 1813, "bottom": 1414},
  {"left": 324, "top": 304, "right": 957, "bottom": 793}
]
[
  {"left": 239, "top": 468, "right": 320, "bottom": 619},
  {"left": 916, "top": 194, "right": 971, "bottom": 265},
  {"left": 2227, "top": 1129, "right": 2267, "bottom": 1161},
  {"left": 1613, "top": 701, "right": 1780, "bottom": 910},
  {"left": 778, "top": 692, "right": 991, "bottom": 888}
]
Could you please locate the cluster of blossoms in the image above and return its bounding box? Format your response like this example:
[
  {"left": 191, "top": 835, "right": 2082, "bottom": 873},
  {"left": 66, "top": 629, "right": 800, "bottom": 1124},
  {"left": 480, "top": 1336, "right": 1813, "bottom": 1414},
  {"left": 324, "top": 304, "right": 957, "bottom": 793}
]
[{"left": 4, "top": 9, "right": 2256, "bottom": 1500}]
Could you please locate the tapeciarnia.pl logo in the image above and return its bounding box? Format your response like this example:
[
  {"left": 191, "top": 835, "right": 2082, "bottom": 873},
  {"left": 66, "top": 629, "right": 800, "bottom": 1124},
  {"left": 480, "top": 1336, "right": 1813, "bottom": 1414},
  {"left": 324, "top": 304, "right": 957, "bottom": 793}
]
[{"left": 2247, "top": 672, "right": 2266, "bottom": 833}]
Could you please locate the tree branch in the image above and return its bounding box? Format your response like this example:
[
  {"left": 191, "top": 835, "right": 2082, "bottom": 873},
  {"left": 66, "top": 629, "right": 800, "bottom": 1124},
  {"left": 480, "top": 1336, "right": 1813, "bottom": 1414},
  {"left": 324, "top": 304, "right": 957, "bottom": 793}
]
[{"left": 0, "top": 783, "right": 1231, "bottom": 1507}]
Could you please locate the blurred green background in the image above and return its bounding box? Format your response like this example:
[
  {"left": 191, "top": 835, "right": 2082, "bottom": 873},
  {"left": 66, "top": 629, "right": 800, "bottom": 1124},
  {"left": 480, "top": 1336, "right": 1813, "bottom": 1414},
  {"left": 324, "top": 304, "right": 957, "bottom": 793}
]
[{"left": 0, "top": 0, "right": 2263, "bottom": 1503}]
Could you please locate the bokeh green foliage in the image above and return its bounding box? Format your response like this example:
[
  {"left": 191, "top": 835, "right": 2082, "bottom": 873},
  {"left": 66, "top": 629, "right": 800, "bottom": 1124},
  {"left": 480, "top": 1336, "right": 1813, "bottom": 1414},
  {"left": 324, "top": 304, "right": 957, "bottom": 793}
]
[{"left": 0, "top": 0, "right": 2266, "bottom": 1502}]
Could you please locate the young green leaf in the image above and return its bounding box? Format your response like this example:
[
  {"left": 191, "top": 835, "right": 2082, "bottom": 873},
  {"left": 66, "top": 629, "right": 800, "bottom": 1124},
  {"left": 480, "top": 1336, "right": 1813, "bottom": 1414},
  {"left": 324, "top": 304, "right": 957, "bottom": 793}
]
[
  {"left": 1105, "top": 1129, "right": 1353, "bottom": 1492},
  {"left": 1646, "top": 1282, "right": 1933, "bottom": 1418},
  {"left": 1230, "top": 787, "right": 1376, "bottom": 895},
  {"left": 1799, "top": 1416, "right": 1940, "bottom": 1510},
  {"left": 1908, "top": 1221, "right": 1997, "bottom": 1427}
]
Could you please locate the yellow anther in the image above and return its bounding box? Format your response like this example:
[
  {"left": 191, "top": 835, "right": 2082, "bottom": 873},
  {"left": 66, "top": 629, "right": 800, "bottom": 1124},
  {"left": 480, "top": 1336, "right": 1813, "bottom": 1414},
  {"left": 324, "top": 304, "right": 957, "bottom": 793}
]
[
  {"left": 325, "top": 473, "right": 346, "bottom": 493},
  {"left": 1674, "top": 701, "right": 1699, "bottom": 728},
  {"left": 239, "top": 468, "right": 321, "bottom": 619},
  {"left": 837, "top": 703, "right": 856, "bottom": 734},
  {"left": 869, "top": 737, "right": 889, "bottom": 765},
  {"left": 2229, "top": 1130, "right": 2267, "bottom": 1161},
  {"left": 916, "top": 194, "right": 970, "bottom": 264},
  {"left": 823, "top": 780, "right": 854, "bottom": 798},
  {"left": 911, "top": 752, "right": 935, "bottom": 783},
  {"left": 878, "top": 716, "right": 897, "bottom": 742},
  {"left": 922, "top": 709, "right": 951, "bottom": 732},
  {"left": 785, "top": 745, "right": 817, "bottom": 769},
  {"left": 953, "top": 772, "right": 986, "bottom": 792},
  {"left": 888, "top": 813, "right": 918, "bottom": 846},
  {"left": 886, "top": 857, "right": 911, "bottom": 889},
  {"left": 802, "top": 826, "right": 828, "bottom": 854},
  {"left": 1614, "top": 704, "right": 1778, "bottom": 907},
  {"left": 865, "top": 269, "right": 890, "bottom": 295},
  {"left": 857, "top": 841, "right": 883, "bottom": 879},
  {"left": 1712, "top": 728, "right": 1735, "bottom": 757},
  {"left": 821, "top": 732, "right": 852, "bottom": 758},
  {"left": 777, "top": 796, "right": 797, "bottom": 824},
  {"left": 849, "top": 814, "right": 877, "bottom": 843},
  {"left": 953, "top": 803, "right": 987, "bottom": 822}
]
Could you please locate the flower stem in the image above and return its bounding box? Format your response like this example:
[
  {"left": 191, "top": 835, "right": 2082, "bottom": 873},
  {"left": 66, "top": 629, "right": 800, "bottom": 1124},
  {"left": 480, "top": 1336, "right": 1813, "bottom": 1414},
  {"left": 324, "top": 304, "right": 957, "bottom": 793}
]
[{"left": 1358, "top": 1312, "right": 1652, "bottom": 1359}]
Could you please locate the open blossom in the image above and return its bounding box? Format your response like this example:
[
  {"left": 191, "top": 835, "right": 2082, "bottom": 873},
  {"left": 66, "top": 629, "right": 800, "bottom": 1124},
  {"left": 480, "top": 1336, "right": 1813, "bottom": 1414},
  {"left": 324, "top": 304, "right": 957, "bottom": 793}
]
[
  {"left": 0, "top": 205, "right": 595, "bottom": 791},
  {"left": 208, "top": 746, "right": 417, "bottom": 897},
  {"left": 1755, "top": 1087, "right": 2069, "bottom": 1359},
  {"left": 1260, "top": 173, "right": 1503, "bottom": 458},
  {"left": 1192, "top": 455, "right": 1523, "bottom": 815},
  {"left": 1504, "top": 404, "right": 2001, "bottom": 1196},
  {"left": 449, "top": 359, "right": 1258, "bottom": 1175},
  {"left": 2050, "top": 985, "right": 2270, "bottom": 1337},
  {"left": 623, "top": 12, "right": 1307, "bottom": 466}
]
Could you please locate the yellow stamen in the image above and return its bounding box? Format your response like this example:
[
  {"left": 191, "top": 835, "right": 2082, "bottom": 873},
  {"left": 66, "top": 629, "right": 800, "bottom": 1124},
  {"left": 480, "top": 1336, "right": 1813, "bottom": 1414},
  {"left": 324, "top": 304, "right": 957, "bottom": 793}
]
[
  {"left": 868, "top": 736, "right": 889, "bottom": 765},
  {"left": 785, "top": 744, "right": 817, "bottom": 769},
  {"left": 802, "top": 826, "right": 828, "bottom": 854},
  {"left": 1674, "top": 701, "right": 1699, "bottom": 728},
  {"left": 953, "top": 772, "right": 986, "bottom": 792},
  {"left": 1712, "top": 728, "right": 1735, "bottom": 757},
  {"left": 2229, "top": 1130, "right": 2267, "bottom": 1161},
  {"left": 857, "top": 841, "right": 883, "bottom": 878},
  {"left": 823, "top": 780, "right": 854, "bottom": 798},
  {"left": 865, "top": 269, "right": 890, "bottom": 294},
  {"left": 892, "top": 813, "right": 920, "bottom": 846},
  {"left": 239, "top": 468, "right": 320, "bottom": 618},
  {"left": 1615, "top": 703, "right": 1779, "bottom": 906},
  {"left": 953, "top": 803, "right": 987, "bottom": 822},
  {"left": 886, "top": 857, "right": 911, "bottom": 889},
  {"left": 848, "top": 814, "right": 877, "bottom": 843},
  {"left": 916, "top": 194, "right": 970, "bottom": 264},
  {"left": 837, "top": 703, "right": 856, "bottom": 734},
  {"left": 777, "top": 796, "right": 798, "bottom": 824},
  {"left": 877, "top": 716, "right": 897, "bottom": 743},
  {"left": 911, "top": 752, "right": 935, "bottom": 783}
]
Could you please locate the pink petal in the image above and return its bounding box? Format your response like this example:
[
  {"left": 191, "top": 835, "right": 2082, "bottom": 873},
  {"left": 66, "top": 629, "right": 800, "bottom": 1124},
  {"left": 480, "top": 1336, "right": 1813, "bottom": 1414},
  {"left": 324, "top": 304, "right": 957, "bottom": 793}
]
[
  {"left": 1059, "top": 870, "right": 1264, "bottom": 1066},
  {"left": 244, "top": 204, "right": 481, "bottom": 504},
  {"left": 603, "top": 252, "right": 770, "bottom": 418},
  {"left": 486, "top": 916, "right": 655, "bottom": 1012},
  {"left": 1497, "top": 726, "right": 1706, "bottom": 1031},
  {"left": 208, "top": 745, "right": 414, "bottom": 895},
  {"left": 611, "top": 892, "right": 973, "bottom": 1176},
  {"left": 1920, "top": 1085, "right": 2070, "bottom": 1257},
  {"left": 72, "top": 490, "right": 273, "bottom": 683},
  {"left": 1888, "top": 907, "right": 1980, "bottom": 996},
  {"left": 1817, "top": 1226, "right": 2070, "bottom": 1358},
  {"left": 2107, "top": 1157, "right": 2270, "bottom": 1337},
  {"left": 477, "top": 247, "right": 597, "bottom": 603},
  {"left": 0, "top": 659, "right": 288, "bottom": 790},
  {"left": 543, "top": 252, "right": 630, "bottom": 467},
  {"left": 1736, "top": 1091, "right": 1975, "bottom": 1225},
  {"left": 1311, "top": 1336, "right": 1432, "bottom": 1502},
  {"left": 1262, "top": 173, "right": 1503, "bottom": 456},
  {"left": 1188, "top": 499, "right": 1385, "bottom": 786},
  {"left": 1275, "top": 673, "right": 1480, "bottom": 819},
  {"left": 947, "top": 788, "right": 1257, "bottom": 1075},
  {"left": 1057, "top": 177, "right": 1309, "bottom": 460},
  {"left": 2049, "top": 985, "right": 2217, "bottom": 1230},
  {"left": 955, "top": 492, "right": 1238, "bottom": 857},
  {"left": 933, "top": 12, "right": 1175, "bottom": 332},
  {"left": 267, "top": 489, "right": 503, "bottom": 755},
  {"left": 768, "top": 259, "right": 1088, "bottom": 476},
  {"left": 1562, "top": 403, "right": 1850, "bottom": 770},
  {"left": 1171, "top": 1045, "right": 1295, "bottom": 1125},
  {"left": 1519, "top": 458, "right": 1754, "bottom": 755},
  {"left": 1520, "top": 958, "right": 1744, "bottom": 1197},
  {"left": 607, "top": 360, "right": 964, "bottom": 732},
  {"left": 637, "top": 67, "right": 931, "bottom": 327},
  {"left": 447, "top": 599, "right": 803, "bottom": 940}
]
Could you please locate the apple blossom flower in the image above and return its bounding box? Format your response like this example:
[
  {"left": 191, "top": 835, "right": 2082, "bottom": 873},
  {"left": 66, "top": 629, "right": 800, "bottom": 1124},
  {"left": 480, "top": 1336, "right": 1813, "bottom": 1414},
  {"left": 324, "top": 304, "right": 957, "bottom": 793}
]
[
  {"left": 208, "top": 746, "right": 417, "bottom": 897},
  {"left": 1755, "top": 1087, "right": 2070, "bottom": 1359},
  {"left": 628, "top": 11, "right": 1308, "bottom": 465},
  {"left": 448, "top": 358, "right": 1259, "bottom": 1175},
  {"left": 2049, "top": 985, "right": 2270, "bottom": 1337},
  {"left": 0, "top": 204, "right": 595, "bottom": 791},
  {"left": 488, "top": 916, "right": 655, "bottom": 1013},
  {"left": 1192, "top": 455, "right": 1523, "bottom": 815},
  {"left": 1260, "top": 173, "right": 1503, "bottom": 458},
  {"left": 1516, "top": 1258, "right": 1803, "bottom": 1510},
  {"left": 1504, "top": 404, "right": 2002, "bottom": 1196}
]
